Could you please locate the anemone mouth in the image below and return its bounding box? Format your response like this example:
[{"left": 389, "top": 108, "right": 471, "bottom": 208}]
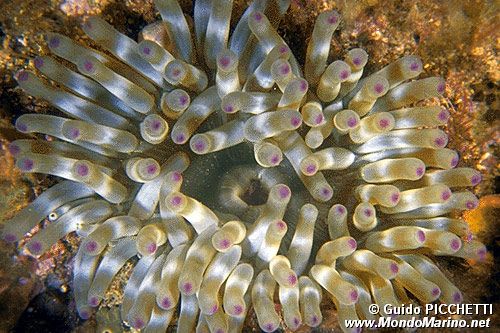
[
  {"left": 2, "top": 0, "right": 488, "bottom": 332},
  {"left": 239, "top": 178, "right": 269, "bottom": 206}
]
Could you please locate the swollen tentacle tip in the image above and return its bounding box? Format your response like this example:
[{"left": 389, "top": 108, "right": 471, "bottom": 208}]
[
  {"left": 349, "top": 111, "right": 394, "bottom": 143},
  {"left": 278, "top": 44, "right": 289, "bottom": 54},
  {"left": 298, "top": 79, "right": 308, "bottom": 93},
  {"left": 212, "top": 220, "right": 245, "bottom": 252},
  {"left": 217, "top": 51, "right": 237, "bottom": 72},
  {"left": 82, "top": 16, "right": 98, "bottom": 31},
  {"left": 319, "top": 186, "right": 333, "bottom": 201},
  {"left": 301, "top": 160, "right": 319, "bottom": 176},
  {"left": 166, "top": 59, "right": 209, "bottom": 92},
  {"left": 137, "top": 39, "right": 174, "bottom": 74},
  {"left": 88, "top": 295, "right": 100, "bottom": 308},
  {"left": 263, "top": 323, "right": 276, "bottom": 333},
  {"left": 166, "top": 61, "right": 185, "bottom": 80},
  {"left": 434, "top": 134, "right": 448, "bottom": 148},
  {"left": 377, "top": 115, "right": 393, "bottom": 130},
  {"left": 17, "top": 156, "right": 35, "bottom": 172},
  {"left": 277, "top": 184, "right": 291, "bottom": 200},
  {"left": 291, "top": 115, "right": 302, "bottom": 127},
  {"left": 216, "top": 49, "right": 240, "bottom": 97},
  {"left": 166, "top": 193, "right": 186, "bottom": 210},
  {"left": 276, "top": 220, "right": 287, "bottom": 232},
  {"left": 208, "top": 304, "right": 218, "bottom": 315},
  {"left": 316, "top": 60, "right": 352, "bottom": 102},
  {"left": 314, "top": 114, "right": 325, "bottom": 125},
  {"left": 270, "top": 255, "right": 297, "bottom": 288},
  {"left": 339, "top": 109, "right": 360, "bottom": 129},
  {"left": 141, "top": 44, "right": 151, "bottom": 56},
  {"left": 140, "top": 114, "right": 169, "bottom": 144},
  {"left": 84, "top": 240, "right": 98, "bottom": 254},
  {"left": 7, "top": 142, "right": 21, "bottom": 156},
  {"left": 353, "top": 202, "right": 377, "bottom": 231},
  {"left": 305, "top": 164, "right": 318, "bottom": 176},
  {"left": 347, "top": 238, "right": 357, "bottom": 250},
  {"left": 450, "top": 154, "right": 460, "bottom": 168},
  {"left": 15, "top": 119, "right": 28, "bottom": 133},
  {"left": 270, "top": 154, "right": 282, "bottom": 166},
  {"left": 126, "top": 157, "right": 161, "bottom": 182},
  {"left": 182, "top": 282, "right": 193, "bottom": 294},
  {"left": 33, "top": 56, "right": 44, "bottom": 69},
  {"left": 66, "top": 127, "right": 81, "bottom": 140},
  {"left": 3, "top": 233, "right": 17, "bottom": 243},
  {"left": 349, "top": 289, "right": 359, "bottom": 302},
  {"left": 280, "top": 63, "right": 291, "bottom": 75},
  {"left": 136, "top": 223, "right": 167, "bottom": 256},
  {"left": 347, "top": 48, "right": 368, "bottom": 69},
  {"left": 471, "top": 173, "right": 482, "bottom": 186},
  {"left": 47, "top": 34, "right": 61, "bottom": 48},
  {"left": 373, "top": 80, "right": 388, "bottom": 96},
  {"left": 251, "top": 11, "right": 263, "bottom": 22},
  {"left": 146, "top": 242, "right": 157, "bottom": 254},
  {"left": 161, "top": 89, "right": 190, "bottom": 119},
  {"left": 327, "top": 11, "right": 340, "bottom": 24},
  {"left": 27, "top": 240, "right": 43, "bottom": 255},
  {"left": 72, "top": 160, "right": 92, "bottom": 179},
  {"left": 408, "top": 58, "right": 422, "bottom": 72},
  {"left": 477, "top": 248, "right": 488, "bottom": 262},
  {"left": 78, "top": 58, "right": 98, "bottom": 75},
  {"left": 441, "top": 188, "right": 452, "bottom": 201},
  {"left": 438, "top": 108, "right": 450, "bottom": 122},
  {"left": 309, "top": 315, "right": 320, "bottom": 327},
  {"left": 272, "top": 59, "right": 293, "bottom": 87},
  {"left": 363, "top": 207, "right": 373, "bottom": 218},
  {"left": 301, "top": 102, "right": 325, "bottom": 127},
  {"left": 79, "top": 308, "right": 91, "bottom": 320},
  {"left": 386, "top": 190, "right": 401, "bottom": 206},
  {"left": 15, "top": 70, "right": 30, "bottom": 83},
  {"left": 432, "top": 287, "right": 442, "bottom": 298},
  {"left": 450, "top": 238, "right": 462, "bottom": 252},
  {"left": 223, "top": 104, "right": 235, "bottom": 113},
  {"left": 453, "top": 291, "right": 463, "bottom": 304},
  {"left": 171, "top": 127, "right": 188, "bottom": 144},
  {"left": 287, "top": 273, "right": 297, "bottom": 286},
  {"left": 437, "top": 78, "right": 446, "bottom": 94},
  {"left": 218, "top": 238, "right": 231, "bottom": 250},
  {"left": 144, "top": 163, "right": 159, "bottom": 178},
  {"left": 232, "top": 304, "right": 244, "bottom": 316},
  {"left": 160, "top": 297, "right": 171, "bottom": 309},
  {"left": 190, "top": 134, "right": 209, "bottom": 154},
  {"left": 417, "top": 230, "right": 426, "bottom": 242},
  {"left": 131, "top": 317, "right": 146, "bottom": 330},
  {"left": 254, "top": 140, "right": 283, "bottom": 167},
  {"left": 416, "top": 166, "right": 425, "bottom": 178},
  {"left": 465, "top": 200, "right": 477, "bottom": 210},
  {"left": 336, "top": 205, "right": 346, "bottom": 215}
]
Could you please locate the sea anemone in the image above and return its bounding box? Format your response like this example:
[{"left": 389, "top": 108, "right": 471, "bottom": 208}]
[{"left": 1, "top": 0, "right": 487, "bottom": 332}]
